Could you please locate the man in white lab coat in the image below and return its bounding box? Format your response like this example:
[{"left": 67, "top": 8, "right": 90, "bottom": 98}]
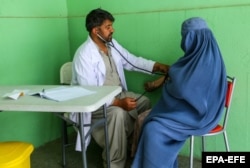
[{"left": 71, "top": 8, "right": 169, "bottom": 168}]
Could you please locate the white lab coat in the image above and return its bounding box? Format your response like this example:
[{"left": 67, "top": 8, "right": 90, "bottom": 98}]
[{"left": 70, "top": 36, "right": 155, "bottom": 151}]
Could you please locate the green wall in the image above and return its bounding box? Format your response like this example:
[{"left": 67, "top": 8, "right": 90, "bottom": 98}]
[
  {"left": 1, "top": 0, "right": 250, "bottom": 160},
  {"left": 0, "top": 1, "right": 71, "bottom": 147}
]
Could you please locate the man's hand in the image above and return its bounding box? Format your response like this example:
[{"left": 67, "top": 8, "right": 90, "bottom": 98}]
[
  {"left": 112, "top": 97, "right": 137, "bottom": 111},
  {"left": 153, "top": 62, "right": 170, "bottom": 74}
]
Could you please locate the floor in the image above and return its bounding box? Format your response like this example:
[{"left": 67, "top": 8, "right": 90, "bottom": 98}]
[{"left": 30, "top": 132, "right": 202, "bottom": 168}]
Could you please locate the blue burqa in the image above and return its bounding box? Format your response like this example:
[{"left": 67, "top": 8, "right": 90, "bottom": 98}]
[{"left": 132, "top": 17, "right": 227, "bottom": 168}]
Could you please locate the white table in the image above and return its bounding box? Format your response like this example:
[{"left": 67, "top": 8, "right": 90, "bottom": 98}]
[{"left": 0, "top": 85, "right": 122, "bottom": 168}]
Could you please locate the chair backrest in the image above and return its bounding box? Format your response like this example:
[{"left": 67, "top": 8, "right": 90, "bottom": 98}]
[
  {"left": 223, "top": 76, "right": 236, "bottom": 128},
  {"left": 60, "top": 62, "right": 72, "bottom": 85}
]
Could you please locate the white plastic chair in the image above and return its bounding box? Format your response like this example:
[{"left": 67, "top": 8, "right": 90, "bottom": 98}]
[
  {"left": 60, "top": 62, "right": 72, "bottom": 85},
  {"left": 57, "top": 62, "right": 76, "bottom": 167}
]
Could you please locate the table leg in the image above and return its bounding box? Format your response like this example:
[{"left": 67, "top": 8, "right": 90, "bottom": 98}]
[
  {"left": 78, "top": 112, "right": 87, "bottom": 168},
  {"left": 103, "top": 104, "right": 110, "bottom": 168}
]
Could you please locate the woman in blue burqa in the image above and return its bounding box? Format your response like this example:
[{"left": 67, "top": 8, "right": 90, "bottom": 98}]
[{"left": 131, "top": 17, "right": 227, "bottom": 168}]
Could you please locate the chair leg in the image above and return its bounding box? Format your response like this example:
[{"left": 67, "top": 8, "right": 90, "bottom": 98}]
[
  {"left": 189, "top": 136, "right": 194, "bottom": 168},
  {"left": 202, "top": 136, "right": 205, "bottom": 152},
  {"left": 62, "top": 120, "right": 68, "bottom": 168},
  {"left": 223, "top": 131, "right": 230, "bottom": 151}
]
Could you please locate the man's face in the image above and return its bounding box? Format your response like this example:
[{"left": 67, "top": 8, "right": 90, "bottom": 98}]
[{"left": 97, "top": 19, "right": 114, "bottom": 42}]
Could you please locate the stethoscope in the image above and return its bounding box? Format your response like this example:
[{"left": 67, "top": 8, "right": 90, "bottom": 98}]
[
  {"left": 97, "top": 33, "right": 166, "bottom": 76},
  {"left": 97, "top": 33, "right": 169, "bottom": 99}
]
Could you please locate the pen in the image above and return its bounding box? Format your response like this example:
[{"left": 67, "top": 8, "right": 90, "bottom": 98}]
[
  {"left": 135, "top": 91, "right": 147, "bottom": 101},
  {"left": 41, "top": 89, "right": 45, "bottom": 98}
]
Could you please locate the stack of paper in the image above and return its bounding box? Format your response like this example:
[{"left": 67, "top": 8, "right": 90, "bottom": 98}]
[{"left": 2, "top": 90, "right": 29, "bottom": 100}]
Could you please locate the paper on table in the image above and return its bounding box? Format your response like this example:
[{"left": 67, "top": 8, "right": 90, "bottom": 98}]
[
  {"left": 2, "top": 90, "right": 29, "bottom": 100},
  {"left": 30, "top": 86, "right": 96, "bottom": 102}
]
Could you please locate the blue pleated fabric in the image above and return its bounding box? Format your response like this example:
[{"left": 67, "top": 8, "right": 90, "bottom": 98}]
[{"left": 132, "top": 17, "right": 227, "bottom": 168}]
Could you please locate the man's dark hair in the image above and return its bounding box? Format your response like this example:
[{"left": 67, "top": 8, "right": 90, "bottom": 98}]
[{"left": 85, "top": 8, "right": 115, "bottom": 32}]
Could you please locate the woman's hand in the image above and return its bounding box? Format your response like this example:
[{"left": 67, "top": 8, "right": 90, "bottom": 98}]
[{"left": 144, "top": 76, "right": 166, "bottom": 92}]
